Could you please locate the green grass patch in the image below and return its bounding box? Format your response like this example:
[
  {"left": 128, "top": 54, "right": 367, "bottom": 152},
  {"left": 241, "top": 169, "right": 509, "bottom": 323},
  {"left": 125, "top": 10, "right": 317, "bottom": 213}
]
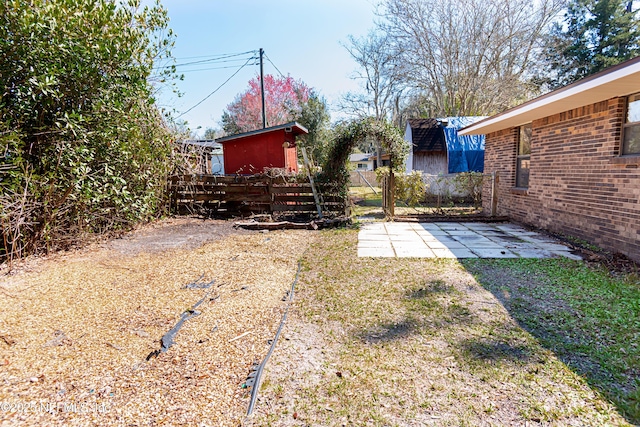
[
  {"left": 249, "top": 229, "right": 636, "bottom": 426},
  {"left": 464, "top": 258, "right": 640, "bottom": 424},
  {"left": 254, "top": 229, "right": 632, "bottom": 426}
]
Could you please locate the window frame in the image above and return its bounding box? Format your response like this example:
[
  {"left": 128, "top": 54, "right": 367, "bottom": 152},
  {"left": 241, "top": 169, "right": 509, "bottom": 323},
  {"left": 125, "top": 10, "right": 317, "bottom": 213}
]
[
  {"left": 515, "top": 124, "right": 532, "bottom": 189},
  {"left": 622, "top": 92, "right": 640, "bottom": 156}
]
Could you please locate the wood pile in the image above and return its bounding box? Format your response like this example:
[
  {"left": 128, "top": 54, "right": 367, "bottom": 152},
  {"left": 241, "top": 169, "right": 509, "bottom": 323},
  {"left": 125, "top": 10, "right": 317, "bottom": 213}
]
[{"left": 168, "top": 175, "right": 347, "bottom": 217}]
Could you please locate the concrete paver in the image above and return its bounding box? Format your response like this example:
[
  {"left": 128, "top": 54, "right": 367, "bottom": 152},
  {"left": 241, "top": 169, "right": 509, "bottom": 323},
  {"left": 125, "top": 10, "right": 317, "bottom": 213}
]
[{"left": 358, "top": 221, "right": 581, "bottom": 260}]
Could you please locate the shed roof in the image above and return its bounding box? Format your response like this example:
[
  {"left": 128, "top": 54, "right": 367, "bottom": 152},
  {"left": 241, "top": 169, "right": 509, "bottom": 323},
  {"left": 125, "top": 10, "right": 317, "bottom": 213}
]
[
  {"left": 407, "top": 118, "right": 446, "bottom": 152},
  {"left": 180, "top": 139, "right": 222, "bottom": 150},
  {"left": 215, "top": 122, "right": 308, "bottom": 143},
  {"left": 459, "top": 56, "right": 640, "bottom": 136}
]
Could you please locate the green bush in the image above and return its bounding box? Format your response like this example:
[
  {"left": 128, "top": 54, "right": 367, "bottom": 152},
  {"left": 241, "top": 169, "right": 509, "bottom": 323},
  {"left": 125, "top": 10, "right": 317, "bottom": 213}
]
[
  {"left": 0, "top": 0, "right": 178, "bottom": 262},
  {"left": 395, "top": 171, "right": 426, "bottom": 207},
  {"left": 376, "top": 168, "right": 426, "bottom": 208},
  {"left": 452, "top": 172, "right": 485, "bottom": 207}
]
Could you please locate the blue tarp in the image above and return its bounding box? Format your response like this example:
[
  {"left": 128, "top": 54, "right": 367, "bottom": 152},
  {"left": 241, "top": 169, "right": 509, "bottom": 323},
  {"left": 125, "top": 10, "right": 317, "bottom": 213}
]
[{"left": 443, "top": 117, "right": 486, "bottom": 174}]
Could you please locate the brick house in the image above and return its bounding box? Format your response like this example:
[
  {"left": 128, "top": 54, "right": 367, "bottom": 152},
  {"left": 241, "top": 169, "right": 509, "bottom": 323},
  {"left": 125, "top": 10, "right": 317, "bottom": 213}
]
[{"left": 459, "top": 57, "right": 640, "bottom": 262}]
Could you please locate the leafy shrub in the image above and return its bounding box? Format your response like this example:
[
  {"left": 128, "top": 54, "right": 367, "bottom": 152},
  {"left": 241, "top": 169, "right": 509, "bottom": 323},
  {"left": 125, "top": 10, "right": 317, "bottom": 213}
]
[
  {"left": 376, "top": 168, "right": 426, "bottom": 207},
  {"left": 452, "top": 172, "right": 485, "bottom": 207},
  {"left": 0, "top": 0, "right": 178, "bottom": 262},
  {"left": 395, "top": 171, "right": 427, "bottom": 207}
]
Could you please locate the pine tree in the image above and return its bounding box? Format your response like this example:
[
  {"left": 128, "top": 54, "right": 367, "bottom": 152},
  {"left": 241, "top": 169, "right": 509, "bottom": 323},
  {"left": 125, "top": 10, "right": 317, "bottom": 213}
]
[{"left": 544, "top": 0, "right": 640, "bottom": 88}]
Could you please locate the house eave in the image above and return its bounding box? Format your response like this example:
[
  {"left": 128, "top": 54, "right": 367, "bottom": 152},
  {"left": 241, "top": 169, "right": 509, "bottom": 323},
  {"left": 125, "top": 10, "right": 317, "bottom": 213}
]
[{"left": 458, "top": 56, "right": 640, "bottom": 135}]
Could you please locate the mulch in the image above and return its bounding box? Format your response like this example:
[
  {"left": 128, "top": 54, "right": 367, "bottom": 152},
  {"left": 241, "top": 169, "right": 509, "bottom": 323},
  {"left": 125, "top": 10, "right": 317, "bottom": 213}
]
[{"left": 0, "top": 219, "right": 313, "bottom": 426}]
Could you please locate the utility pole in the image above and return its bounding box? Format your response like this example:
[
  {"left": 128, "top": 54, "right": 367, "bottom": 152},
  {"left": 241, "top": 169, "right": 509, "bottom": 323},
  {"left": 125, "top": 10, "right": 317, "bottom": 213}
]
[{"left": 259, "top": 48, "right": 266, "bottom": 129}]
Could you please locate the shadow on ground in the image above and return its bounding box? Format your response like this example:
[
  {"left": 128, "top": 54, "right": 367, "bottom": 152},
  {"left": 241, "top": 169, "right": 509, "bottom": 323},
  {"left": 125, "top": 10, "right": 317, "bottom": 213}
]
[{"left": 462, "top": 258, "right": 640, "bottom": 425}]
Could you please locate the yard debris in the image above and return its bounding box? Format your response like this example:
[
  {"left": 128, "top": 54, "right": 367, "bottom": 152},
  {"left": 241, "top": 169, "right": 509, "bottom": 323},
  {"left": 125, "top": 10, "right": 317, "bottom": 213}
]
[
  {"left": 0, "top": 334, "right": 16, "bottom": 347},
  {"left": 229, "top": 331, "right": 253, "bottom": 343},
  {"left": 160, "top": 309, "right": 201, "bottom": 350},
  {"left": 246, "top": 261, "right": 301, "bottom": 417},
  {"left": 183, "top": 273, "right": 215, "bottom": 289},
  {"left": 234, "top": 216, "right": 350, "bottom": 231},
  {"left": 147, "top": 290, "right": 212, "bottom": 360},
  {"left": 235, "top": 220, "right": 317, "bottom": 230}
]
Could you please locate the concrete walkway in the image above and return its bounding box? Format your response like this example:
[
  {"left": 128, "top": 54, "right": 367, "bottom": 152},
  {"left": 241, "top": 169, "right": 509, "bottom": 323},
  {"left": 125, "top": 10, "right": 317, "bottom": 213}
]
[{"left": 357, "top": 222, "right": 582, "bottom": 259}]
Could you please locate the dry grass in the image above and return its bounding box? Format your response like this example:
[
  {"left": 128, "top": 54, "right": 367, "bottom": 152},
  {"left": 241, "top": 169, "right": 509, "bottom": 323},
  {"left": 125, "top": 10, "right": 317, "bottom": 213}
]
[
  {"left": 248, "top": 227, "right": 632, "bottom": 426},
  {"left": 2, "top": 220, "right": 636, "bottom": 426},
  {"left": 0, "top": 220, "right": 313, "bottom": 426}
]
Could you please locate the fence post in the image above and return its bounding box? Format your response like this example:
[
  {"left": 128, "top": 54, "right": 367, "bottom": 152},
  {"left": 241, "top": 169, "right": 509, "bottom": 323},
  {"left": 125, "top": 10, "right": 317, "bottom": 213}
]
[
  {"left": 389, "top": 171, "right": 395, "bottom": 218},
  {"left": 382, "top": 171, "right": 395, "bottom": 218},
  {"left": 491, "top": 170, "right": 499, "bottom": 217},
  {"left": 268, "top": 177, "right": 274, "bottom": 213},
  {"left": 300, "top": 147, "right": 322, "bottom": 219}
]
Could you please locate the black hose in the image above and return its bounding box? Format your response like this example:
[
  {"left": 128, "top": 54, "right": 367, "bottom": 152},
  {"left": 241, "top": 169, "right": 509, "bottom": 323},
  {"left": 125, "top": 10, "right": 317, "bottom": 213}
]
[{"left": 246, "top": 261, "right": 301, "bottom": 416}]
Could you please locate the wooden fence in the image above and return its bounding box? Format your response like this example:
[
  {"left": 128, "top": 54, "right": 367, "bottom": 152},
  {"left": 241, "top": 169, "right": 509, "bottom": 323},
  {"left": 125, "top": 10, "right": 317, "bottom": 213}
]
[
  {"left": 349, "top": 170, "right": 378, "bottom": 187},
  {"left": 168, "top": 175, "right": 347, "bottom": 217}
]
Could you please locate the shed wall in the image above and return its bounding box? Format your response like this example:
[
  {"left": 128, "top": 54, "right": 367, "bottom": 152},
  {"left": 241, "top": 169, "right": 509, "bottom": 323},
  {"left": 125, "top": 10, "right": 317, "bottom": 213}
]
[
  {"left": 483, "top": 97, "right": 640, "bottom": 262},
  {"left": 222, "top": 131, "right": 298, "bottom": 175},
  {"left": 413, "top": 151, "right": 448, "bottom": 175}
]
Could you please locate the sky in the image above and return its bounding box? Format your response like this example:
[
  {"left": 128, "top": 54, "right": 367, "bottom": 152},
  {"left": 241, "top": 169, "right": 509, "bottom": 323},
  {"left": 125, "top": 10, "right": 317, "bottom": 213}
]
[{"left": 154, "top": 0, "right": 378, "bottom": 137}]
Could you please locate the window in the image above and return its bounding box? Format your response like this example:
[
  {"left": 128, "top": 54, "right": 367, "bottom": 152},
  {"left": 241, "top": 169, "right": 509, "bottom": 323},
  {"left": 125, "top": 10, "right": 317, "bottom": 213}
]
[
  {"left": 516, "top": 124, "right": 531, "bottom": 188},
  {"left": 623, "top": 92, "right": 640, "bottom": 155}
]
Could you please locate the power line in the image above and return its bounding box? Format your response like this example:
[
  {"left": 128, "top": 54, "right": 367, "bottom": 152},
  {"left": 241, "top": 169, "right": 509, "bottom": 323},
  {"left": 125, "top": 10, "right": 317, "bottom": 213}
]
[
  {"left": 156, "top": 52, "right": 257, "bottom": 70},
  {"left": 173, "top": 56, "right": 257, "bottom": 68},
  {"left": 264, "top": 53, "right": 286, "bottom": 78},
  {"left": 178, "top": 62, "right": 259, "bottom": 73},
  {"left": 175, "top": 56, "right": 255, "bottom": 119},
  {"left": 173, "top": 50, "right": 255, "bottom": 61}
]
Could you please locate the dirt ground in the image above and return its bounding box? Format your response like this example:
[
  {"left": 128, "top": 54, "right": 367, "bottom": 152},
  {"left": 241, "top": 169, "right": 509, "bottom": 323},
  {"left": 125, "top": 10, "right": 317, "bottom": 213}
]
[
  {"left": 1, "top": 219, "right": 635, "bottom": 427},
  {"left": 246, "top": 228, "right": 633, "bottom": 427},
  {"left": 0, "top": 218, "right": 313, "bottom": 426}
]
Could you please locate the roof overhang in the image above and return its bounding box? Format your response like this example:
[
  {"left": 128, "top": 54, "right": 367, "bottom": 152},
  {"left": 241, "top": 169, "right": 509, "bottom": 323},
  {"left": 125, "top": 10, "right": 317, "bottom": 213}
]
[
  {"left": 459, "top": 56, "right": 640, "bottom": 135},
  {"left": 215, "top": 121, "right": 308, "bottom": 143}
]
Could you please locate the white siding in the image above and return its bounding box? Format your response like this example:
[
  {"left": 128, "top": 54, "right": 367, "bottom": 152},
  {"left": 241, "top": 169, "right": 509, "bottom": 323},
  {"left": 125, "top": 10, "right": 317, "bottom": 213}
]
[{"left": 412, "top": 152, "right": 447, "bottom": 175}]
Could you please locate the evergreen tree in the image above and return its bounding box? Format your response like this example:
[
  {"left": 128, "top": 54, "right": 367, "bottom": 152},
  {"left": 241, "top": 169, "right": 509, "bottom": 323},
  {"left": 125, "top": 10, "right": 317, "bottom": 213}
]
[
  {"left": 544, "top": 0, "right": 640, "bottom": 88},
  {"left": 0, "top": 0, "right": 179, "bottom": 260}
]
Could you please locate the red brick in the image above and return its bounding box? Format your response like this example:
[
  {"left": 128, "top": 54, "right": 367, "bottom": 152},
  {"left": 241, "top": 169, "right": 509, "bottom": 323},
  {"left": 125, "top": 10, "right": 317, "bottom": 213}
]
[{"left": 484, "top": 97, "right": 640, "bottom": 262}]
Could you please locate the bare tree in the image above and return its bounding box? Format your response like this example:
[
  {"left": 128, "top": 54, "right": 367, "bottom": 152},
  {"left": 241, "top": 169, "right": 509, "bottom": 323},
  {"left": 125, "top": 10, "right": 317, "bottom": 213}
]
[
  {"left": 378, "top": 0, "right": 564, "bottom": 117},
  {"left": 341, "top": 31, "right": 407, "bottom": 122},
  {"left": 341, "top": 31, "right": 408, "bottom": 164}
]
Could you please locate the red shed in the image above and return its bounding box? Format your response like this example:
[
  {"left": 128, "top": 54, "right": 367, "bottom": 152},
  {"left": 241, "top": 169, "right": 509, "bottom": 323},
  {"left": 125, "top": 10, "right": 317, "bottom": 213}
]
[{"left": 216, "top": 122, "right": 308, "bottom": 175}]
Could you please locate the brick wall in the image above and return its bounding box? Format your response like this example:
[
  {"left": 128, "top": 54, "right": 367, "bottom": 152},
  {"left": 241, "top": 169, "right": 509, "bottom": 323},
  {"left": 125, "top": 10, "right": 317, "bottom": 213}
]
[{"left": 483, "top": 97, "right": 640, "bottom": 262}]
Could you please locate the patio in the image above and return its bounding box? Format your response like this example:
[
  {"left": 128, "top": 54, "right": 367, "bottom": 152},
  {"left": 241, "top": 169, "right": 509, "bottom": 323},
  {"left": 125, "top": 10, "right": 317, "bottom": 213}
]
[{"left": 357, "top": 222, "right": 582, "bottom": 259}]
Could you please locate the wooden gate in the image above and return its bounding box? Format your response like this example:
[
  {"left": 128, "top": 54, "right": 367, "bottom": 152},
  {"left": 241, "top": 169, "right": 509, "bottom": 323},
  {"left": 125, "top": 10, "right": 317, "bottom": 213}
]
[{"left": 381, "top": 171, "right": 395, "bottom": 217}]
